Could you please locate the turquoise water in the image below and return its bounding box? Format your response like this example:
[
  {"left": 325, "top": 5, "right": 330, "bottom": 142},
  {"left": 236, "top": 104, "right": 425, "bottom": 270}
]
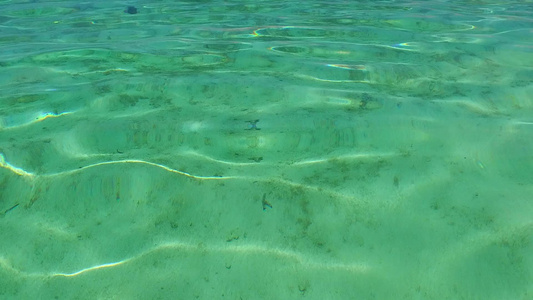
[{"left": 0, "top": 0, "right": 532, "bottom": 298}]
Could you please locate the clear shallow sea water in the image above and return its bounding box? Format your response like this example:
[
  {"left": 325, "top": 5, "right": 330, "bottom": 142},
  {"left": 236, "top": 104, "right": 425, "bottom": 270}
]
[{"left": 0, "top": 0, "right": 532, "bottom": 299}]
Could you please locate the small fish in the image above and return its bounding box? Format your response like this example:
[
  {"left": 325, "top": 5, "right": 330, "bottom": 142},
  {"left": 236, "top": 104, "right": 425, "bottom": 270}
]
[
  {"left": 245, "top": 119, "right": 261, "bottom": 130},
  {"left": 124, "top": 6, "right": 137, "bottom": 14},
  {"left": 261, "top": 193, "right": 272, "bottom": 211},
  {"left": 248, "top": 157, "right": 263, "bottom": 163},
  {"left": 4, "top": 203, "right": 19, "bottom": 214}
]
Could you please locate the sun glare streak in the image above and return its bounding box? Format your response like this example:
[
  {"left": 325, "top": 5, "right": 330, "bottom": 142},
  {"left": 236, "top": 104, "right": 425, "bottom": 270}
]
[
  {"left": 52, "top": 260, "right": 128, "bottom": 277},
  {"left": 291, "top": 152, "right": 400, "bottom": 166},
  {"left": 0, "top": 111, "right": 73, "bottom": 130},
  {"left": 0, "top": 150, "right": 379, "bottom": 203},
  {"left": 184, "top": 150, "right": 263, "bottom": 166},
  {"left": 0, "top": 153, "right": 34, "bottom": 177},
  {"left": 2, "top": 240, "right": 370, "bottom": 279},
  {"left": 43, "top": 159, "right": 234, "bottom": 180}
]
